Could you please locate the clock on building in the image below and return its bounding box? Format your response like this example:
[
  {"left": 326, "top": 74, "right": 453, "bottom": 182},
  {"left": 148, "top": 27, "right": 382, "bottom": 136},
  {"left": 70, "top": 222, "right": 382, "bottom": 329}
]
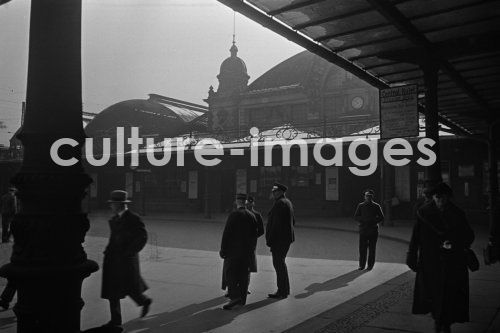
[{"left": 351, "top": 96, "right": 364, "bottom": 109}]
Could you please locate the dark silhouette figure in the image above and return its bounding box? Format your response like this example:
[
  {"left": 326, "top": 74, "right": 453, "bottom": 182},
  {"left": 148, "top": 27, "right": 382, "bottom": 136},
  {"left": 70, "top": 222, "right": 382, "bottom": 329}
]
[
  {"left": 354, "top": 189, "right": 384, "bottom": 270},
  {"left": 246, "top": 195, "right": 265, "bottom": 274},
  {"left": 407, "top": 183, "right": 474, "bottom": 333},
  {"left": 266, "top": 182, "right": 295, "bottom": 299},
  {"left": 295, "top": 269, "right": 367, "bottom": 299},
  {"left": 0, "top": 187, "right": 17, "bottom": 243},
  {"left": 99, "top": 190, "right": 152, "bottom": 331},
  {"left": 219, "top": 193, "right": 256, "bottom": 310}
]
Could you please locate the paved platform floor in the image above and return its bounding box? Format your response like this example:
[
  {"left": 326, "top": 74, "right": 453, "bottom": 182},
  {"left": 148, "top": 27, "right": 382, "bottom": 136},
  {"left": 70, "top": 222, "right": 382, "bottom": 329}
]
[{"left": 0, "top": 236, "right": 408, "bottom": 333}]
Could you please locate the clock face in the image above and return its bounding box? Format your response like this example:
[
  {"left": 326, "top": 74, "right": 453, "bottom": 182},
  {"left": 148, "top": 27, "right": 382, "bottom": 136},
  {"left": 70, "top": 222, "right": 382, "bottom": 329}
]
[{"left": 351, "top": 96, "right": 364, "bottom": 109}]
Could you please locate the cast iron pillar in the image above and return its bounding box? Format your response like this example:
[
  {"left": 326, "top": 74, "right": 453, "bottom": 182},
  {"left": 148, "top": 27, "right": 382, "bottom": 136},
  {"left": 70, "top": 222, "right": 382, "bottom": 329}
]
[
  {"left": 0, "top": 1, "right": 98, "bottom": 332},
  {"left": 488, "top": 123, "right": 500, "bottom": 261},
  {"left": 422, "top": 62, "right": 442, "bottom": 185}
]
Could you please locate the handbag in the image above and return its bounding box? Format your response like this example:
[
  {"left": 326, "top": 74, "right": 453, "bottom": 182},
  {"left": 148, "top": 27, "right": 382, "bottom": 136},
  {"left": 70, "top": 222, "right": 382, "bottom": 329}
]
[{"left": 465, "top": 248, "right": 480, "bottom": 272}]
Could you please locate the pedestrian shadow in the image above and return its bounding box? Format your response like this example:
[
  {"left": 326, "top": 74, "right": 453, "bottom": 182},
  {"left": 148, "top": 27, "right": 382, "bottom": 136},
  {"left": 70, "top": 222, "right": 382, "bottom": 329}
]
[
  {"left": 0, "top": 313, "right": 16, "bottom": 328},
  {"left": 122, "top": 296, "right": 278, "bottom": 333},
  {"left": 295, "top": 269, "right": 368, "bottom": 299}
]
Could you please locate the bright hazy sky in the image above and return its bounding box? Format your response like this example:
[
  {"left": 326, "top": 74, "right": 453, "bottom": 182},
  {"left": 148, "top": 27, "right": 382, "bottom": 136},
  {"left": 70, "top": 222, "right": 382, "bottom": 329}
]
[{"left": 0, "top": 0, "right": 303, "bottom": 145}]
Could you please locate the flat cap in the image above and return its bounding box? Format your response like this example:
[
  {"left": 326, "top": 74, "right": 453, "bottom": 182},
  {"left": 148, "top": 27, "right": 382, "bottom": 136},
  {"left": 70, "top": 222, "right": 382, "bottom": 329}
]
[
  {"left": 272, "top": 182, "right": 288, "bottom": 192},
  {"left": 430, "top": 182, "right": 453, "bottom": 197},
  {"left": 364, "top": 189, "right": 374, "bottom": 196}
]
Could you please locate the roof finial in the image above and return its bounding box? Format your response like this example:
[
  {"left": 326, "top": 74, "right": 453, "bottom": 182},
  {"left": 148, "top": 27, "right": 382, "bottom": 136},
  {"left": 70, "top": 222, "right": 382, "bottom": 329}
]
[
  {"left": 230, "top": 11, "right": 238, "bottom": 57},
  {"left": 233, "top": 11, "right": 236, "bottom": 45}
]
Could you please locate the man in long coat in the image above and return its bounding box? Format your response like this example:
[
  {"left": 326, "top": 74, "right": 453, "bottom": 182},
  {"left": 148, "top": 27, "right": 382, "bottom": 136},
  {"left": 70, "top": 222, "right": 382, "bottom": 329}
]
[
  {"left": 101, "top": 190, "right": 152, "bottom": 329},
  {"left": 220, "top": 193, "right": 255, "bottom": 309},
  {"left": 266, "top": 182, "right": 295, "bottom": 299},
  {"left": 354, "top": 189, "right": 384, "bottom": 270},
  {"left": 246, "top": 195, "right": 265, "bottom": 273},
  {"left": 407, "top": 183, "right": 474, "bottom": 333}
]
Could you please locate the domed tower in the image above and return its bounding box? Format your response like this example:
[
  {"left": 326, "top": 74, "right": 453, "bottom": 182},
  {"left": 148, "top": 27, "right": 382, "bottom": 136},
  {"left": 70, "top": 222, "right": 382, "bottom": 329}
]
[{"left": 216, "top": 41, "right": 249, "bottom": 95}]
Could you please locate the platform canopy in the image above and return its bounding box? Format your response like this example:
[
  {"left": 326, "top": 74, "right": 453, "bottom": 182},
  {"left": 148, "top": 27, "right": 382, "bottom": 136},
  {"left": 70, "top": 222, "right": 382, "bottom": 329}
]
[{"left": 218, "top": 0, "right": 500, "bottom": 137}]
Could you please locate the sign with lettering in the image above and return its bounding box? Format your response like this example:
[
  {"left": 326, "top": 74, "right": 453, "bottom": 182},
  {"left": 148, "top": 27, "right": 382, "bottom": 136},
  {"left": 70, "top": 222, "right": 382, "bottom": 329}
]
[{"left": 380, "top": 85, "right": 419, "bottom": 139}]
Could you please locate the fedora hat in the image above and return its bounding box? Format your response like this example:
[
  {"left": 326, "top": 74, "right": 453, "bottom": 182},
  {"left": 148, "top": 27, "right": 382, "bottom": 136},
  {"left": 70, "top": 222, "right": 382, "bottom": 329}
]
[
  {"left": 108, "top": 190, "right": 132, "bottom": 203},
  {"left": 236, "top": 193, "right": 247, "bottom": 201}
]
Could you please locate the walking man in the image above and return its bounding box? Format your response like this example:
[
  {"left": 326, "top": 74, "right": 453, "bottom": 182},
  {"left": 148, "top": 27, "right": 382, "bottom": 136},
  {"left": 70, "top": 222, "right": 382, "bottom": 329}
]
[
  {"left": 354, "top": 189, "right": 384, "bottom": 270},
  {"left": 220, "top": 193, "right": 255, "bottom": 310},
  {"left": 100, "top": 190, "right": 152, "bottom": 330},
  {"left": 0, "top": 187, "right": 17, "bottom": 243},
  {"left": 266, "top": 182, "right": 295, "bottom": 299}
]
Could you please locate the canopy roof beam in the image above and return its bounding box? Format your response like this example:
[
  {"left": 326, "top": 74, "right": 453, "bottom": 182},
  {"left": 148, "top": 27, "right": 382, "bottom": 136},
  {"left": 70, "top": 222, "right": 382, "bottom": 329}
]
[
  {"left": 366, "top": 0, "right": 495, "bottom": 119},
  {"left": 217, "top": 0, "right": 472, "bottom": 136}
]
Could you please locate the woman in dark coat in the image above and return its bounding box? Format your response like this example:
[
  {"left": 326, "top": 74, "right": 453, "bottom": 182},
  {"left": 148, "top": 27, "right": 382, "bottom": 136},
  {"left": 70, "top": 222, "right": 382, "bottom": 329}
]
[{"left": 407, "top": 183, "right": 474, "bottom": 333}]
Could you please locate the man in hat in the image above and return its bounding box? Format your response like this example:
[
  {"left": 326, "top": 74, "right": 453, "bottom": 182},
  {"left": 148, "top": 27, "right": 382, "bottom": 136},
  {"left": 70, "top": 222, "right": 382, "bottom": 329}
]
[
  {"left": 266, "top": 182, "right": 295, "bottom": 299},
  {"left": 354, "top": 189, "right": 384, "bottom": 270},
  {"left": 246, "top": 196, "right": 265, "bottom": 275},
  {"left": 100, "top": 190, "right": 152, "bottom": 330},
  {"left": 408, "top": 182, "right": 474, "bottom": 333},
  {"left": 0, "top": 187, "right": 18, "bottom": 243},
  {"left": 220, "top": 193, "right": 256, "bottom": 310}
]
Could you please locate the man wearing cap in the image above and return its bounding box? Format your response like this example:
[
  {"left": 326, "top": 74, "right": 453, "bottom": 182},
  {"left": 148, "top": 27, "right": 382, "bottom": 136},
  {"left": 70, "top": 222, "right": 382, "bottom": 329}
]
[
  {"left": 246, "top": 196, "right": 265, "bottom": 275},
  {"left": 100, "top": 190, "right": 152, "bottom": 330},
  {"left": 354, "top": 189, "right": 384, "bottom": 270},
  {"left": 266, "top": 182, "right": 295, "bottom": 299},
  {"left": 220, "top": 193, "right": 256, "bottom": 310},
  {"left": 0, "top": 187, "right": 18, "bottom": 243}
]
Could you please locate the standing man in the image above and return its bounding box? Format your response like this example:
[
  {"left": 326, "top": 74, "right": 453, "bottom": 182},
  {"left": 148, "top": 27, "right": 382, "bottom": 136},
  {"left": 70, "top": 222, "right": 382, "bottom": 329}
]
[
  {"left": 246, "top": 196, "right": 265, "bottom": 274},
  {"left": 220, "top": 193, "right": 255, "bottom": 310},
  {"left": 100, "top": 190, "right": 152, "bottom": 330},
  {"left": 354, "top": 189, "right": 384, "bottom": 270},
  {"left": 0, "top": 187, "right": 17, "bottom": 243},
  {"left": 266, "top": 182, "right": 295, "bottom": 299}
]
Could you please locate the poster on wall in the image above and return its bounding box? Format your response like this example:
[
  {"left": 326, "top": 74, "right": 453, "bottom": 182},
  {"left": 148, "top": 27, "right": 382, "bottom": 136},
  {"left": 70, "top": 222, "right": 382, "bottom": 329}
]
[
  {"left": 250, "top": 179, "right": 257, "bottom": 193},
  {"left": 90, "top": 173, "right": 98, "bottom": 198},
  {"left": 125, "top": 172, "right": 133, "bottom": 197},
  {"left": 325, "top": 167, "right": 339, "bottom": 201},
  {"left": 236, "top": 169, "right": 247, "bottom": 194},
  {"left": 188, "top": 171, "right": 198, "bottom": 199}
]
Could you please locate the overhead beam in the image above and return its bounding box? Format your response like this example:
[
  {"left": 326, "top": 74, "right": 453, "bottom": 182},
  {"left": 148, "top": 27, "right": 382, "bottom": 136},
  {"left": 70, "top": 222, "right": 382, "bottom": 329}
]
[
  {"left": 268, "top": 0, "right": 326, "bottom": 16},
  {"left": 366, "top": 0, "right": 494, "bottom": 118}
]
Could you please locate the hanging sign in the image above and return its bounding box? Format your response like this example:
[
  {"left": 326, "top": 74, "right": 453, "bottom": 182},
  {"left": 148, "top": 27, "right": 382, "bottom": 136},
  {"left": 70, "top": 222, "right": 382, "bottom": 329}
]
[{"left": 380, "top": 84, "right": 419, "bottom": 139}]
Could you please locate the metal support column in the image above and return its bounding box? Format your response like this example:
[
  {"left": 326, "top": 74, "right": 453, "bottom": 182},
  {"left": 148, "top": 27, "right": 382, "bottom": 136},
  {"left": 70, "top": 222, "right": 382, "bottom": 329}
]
[
  {"left": 0, "top": 1, "right": 98, "bottom": 331},
  {"left": 422, "top": 61, "right": 442, "bottom": 185}
]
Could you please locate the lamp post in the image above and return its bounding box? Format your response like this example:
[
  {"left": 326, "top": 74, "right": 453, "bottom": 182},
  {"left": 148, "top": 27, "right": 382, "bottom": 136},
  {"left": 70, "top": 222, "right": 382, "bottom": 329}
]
[{"left": 0, "top": 1, "right": 98, "bottom": 331}]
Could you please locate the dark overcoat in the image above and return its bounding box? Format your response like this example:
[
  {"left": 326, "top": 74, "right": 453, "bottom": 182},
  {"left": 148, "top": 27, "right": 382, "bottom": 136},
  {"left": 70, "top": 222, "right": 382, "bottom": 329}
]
[
  {"left": 266, "top": 195, "right": 295, "bottom": 249},
  {"left": 248, "top": 209, "right": 264, "bottom": 273},
  {"left": 220, "top": 207, "right": 255, "bottom": 289},
  {"left": 101, "top": 210, "right": 148, "bottom": 300},
  {"left": 408, "top": 201, "right": 474, "bottom": 324},
  {"left": 354, "top": 200, "right": 384, "bottom": 235}
]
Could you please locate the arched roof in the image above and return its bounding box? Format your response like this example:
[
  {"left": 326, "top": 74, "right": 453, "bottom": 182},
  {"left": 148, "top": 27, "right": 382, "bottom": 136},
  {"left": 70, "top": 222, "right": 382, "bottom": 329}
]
[
  {"left": 248, "top": 51, "right": 317, "bottom": 91},
  {"left": 85, "top": 95, "right": 207, "bottom": 139}
]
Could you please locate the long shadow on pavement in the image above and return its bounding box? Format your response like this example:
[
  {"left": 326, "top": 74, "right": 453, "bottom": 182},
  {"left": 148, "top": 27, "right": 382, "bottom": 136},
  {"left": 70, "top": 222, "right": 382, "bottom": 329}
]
[
  {"left": 122, "top": 296, "right": 279, "bottom": 332},
  {"left": 0, "top": 313, "right": 16, "bottom": 329},
  {"left": 295, "top": 269, "right": 368, "bottom": 299}
]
